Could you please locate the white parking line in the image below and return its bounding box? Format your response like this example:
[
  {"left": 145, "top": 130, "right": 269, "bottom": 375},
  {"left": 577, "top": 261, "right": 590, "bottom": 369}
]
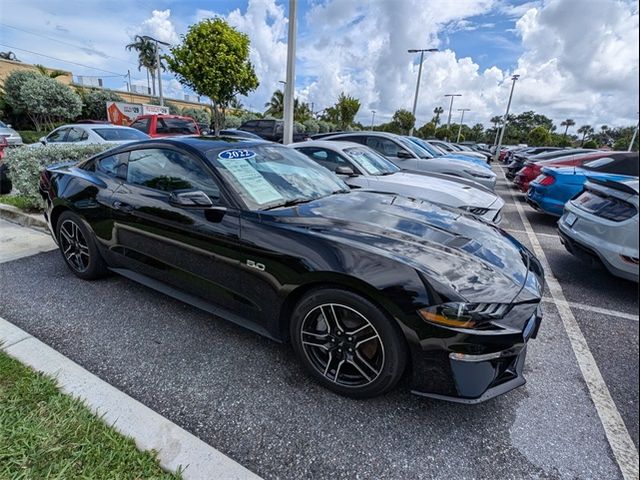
[
  {"left": 505, "top": 228, "right": 559, "bottom": 239},
  {"left": 542, "top": 297, "right": 639, "bottom": 322},
  {"left": 498, "top": 168, "right": 639, "bottom": 480}
]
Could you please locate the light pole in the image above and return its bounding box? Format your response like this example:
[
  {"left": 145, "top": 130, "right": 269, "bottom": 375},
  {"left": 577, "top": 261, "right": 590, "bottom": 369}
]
[
  {"left": 370, "top": 110, "right": 376, "bottom": 130},
  {"left": 494, "top": 74, "right": 520, "bottom": 162},
  {"left": 142, "top": 35, "right": 170, "bottom": 106},
  {"left": 407, "top": 48, "right": 438, "bottom": 135},
  {"left": 282, "top": 0, "right": 297, "bottom": 144},
  {"left": 629, "top": 113, "right": 639, "bottom": 152},
  {"left": 444, "top": 94, "right": 461, "bottom": 140},
  {"left": 456, "top": 108, "right": 470, "bottom": 143}
]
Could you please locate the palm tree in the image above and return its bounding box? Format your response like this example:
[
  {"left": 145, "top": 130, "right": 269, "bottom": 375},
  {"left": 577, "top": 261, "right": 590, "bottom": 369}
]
[
  {"left": 264, "top": 90, "right": 285, "bottom": 118},
  {"left": 126, "top": 35, "right": 159, "bottom": 95},
  {"left": 34, "top": 64, "right": 68, "bottom": 79},
  {"left": 577, "top": 125, "right": 594, "bottom": 146},
  {"left": 561, "top": 118, "right": 575, "bottom": 137},
  {"left": 433, "top": 106, "right": 444, "bottom": 126}
]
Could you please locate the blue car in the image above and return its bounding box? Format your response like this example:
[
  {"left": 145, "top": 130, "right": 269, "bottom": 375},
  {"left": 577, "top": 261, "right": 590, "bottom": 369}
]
[
  {"left": 527, "top": 152, "right": 639, "bottom": 216},
  {"left": 406, "top": 136, "right": 492, "bottom": 170}
]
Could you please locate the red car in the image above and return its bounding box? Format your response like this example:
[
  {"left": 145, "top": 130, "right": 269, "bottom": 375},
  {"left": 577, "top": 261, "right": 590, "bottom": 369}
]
[
  {"left": 514, "top": 151, "right": 613, "bottom": 192},
  {"left": 129, "top": 114, "right": 200, "bottom": 138}
]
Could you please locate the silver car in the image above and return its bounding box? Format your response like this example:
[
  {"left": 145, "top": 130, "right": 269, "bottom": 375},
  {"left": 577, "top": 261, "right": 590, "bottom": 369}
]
[
  {"left": 0, "top": 120, "right": 23, "bottom": 146},
  {"left": 32, "top": 123, "right": 149, "bottom": 147},
  {"left": 291, "top": 140, "right": 504, "bottom": 223},
  {"left": 426, "top": 139, "right": 489, "bottom": 162},
  {"left": 322, "top": 131, "right": 497, "bottom": 190},
  {"left": 558, "top": 177, "right": 639, "bottom": 282}
]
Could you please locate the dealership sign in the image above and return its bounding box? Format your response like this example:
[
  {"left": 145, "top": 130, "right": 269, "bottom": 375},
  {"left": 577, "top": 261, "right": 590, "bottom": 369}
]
[{"left": 106, "top": 102, "right": 170, "bottom": 125}]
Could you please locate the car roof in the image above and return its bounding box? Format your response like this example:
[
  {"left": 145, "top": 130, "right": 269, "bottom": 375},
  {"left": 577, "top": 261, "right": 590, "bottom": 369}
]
[
  {"left": 327, "top": 131, "right": 401, "bottom": 139},
  {"left": 129, "top": 136, "right": 273, "bottom": 153},
  {"left": 290, "top": 140, "right": 363, "bottom": 150},
  {"left": 56, "top": 123, "right": 137, "bottom": 130}
]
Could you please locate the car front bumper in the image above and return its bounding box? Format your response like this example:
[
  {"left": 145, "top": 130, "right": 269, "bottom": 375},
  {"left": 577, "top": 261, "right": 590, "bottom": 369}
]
[{"left": 408, "top": 306, "right": 542, "bottom": 403}]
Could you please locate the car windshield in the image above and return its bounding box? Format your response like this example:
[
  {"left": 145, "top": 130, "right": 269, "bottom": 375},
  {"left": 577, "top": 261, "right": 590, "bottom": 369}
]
[
  {"left": 408, "top": 137, "right": 441, "bottom": 157},
  {"left": 93, "top": 128, "right": 149, "bottom": 141},
  {"left": 157, "top": 118, "right": 199, "bottom": 134},
  {"left": 209, "top": 144, "right": 349, "bottom": 210},
  {"left": 344, "top": 147, "right": 399, "bottom": 175},
  {"left": 397, "top": 137, "right": 432, "bottom": 158},
  {"left": 0, "top": 121, "right": 7, "bottom": 128}
]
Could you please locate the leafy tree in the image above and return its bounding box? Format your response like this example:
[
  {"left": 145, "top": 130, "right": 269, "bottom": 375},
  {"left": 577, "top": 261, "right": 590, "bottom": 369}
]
[
  {"left": 432, "top": 106, "right": 444, "bottom": 126},
  {"left": 181, "top": 107, "right": 211, "bottom": 125},
  {"left": 583, "top": 139, "right": 598, "bottom": 149},
  {"left": 264, "top": 90, "right": 284, "bottom": 118},
  {"left": 392, "top": 109, "right": 415, "bottom": 135},
  {"left": 470, "top": 123, "right": 484, "bottom": 142},
  {"left": 34, "top": 64, "right": 68, "bottom": 79},
  {"left": 79, "top": 89, "right": 124, "bottom": 120},
  {"left": 415, "top": 121, "right": 436, "bottom": 139},
  {"left": 224, "top": 115, "right": 242, "bottom": 128},
  {"left": 126, "top": 35, "right": 162, "bottom": 96},
  {"left": 435, "top": 125, "right": 452, "bottom": 140},
  {"left": 577, "top": 125, "right": 594, "bottom": 146},
  {"left": 166, "top": 18, "right": 259, "bottom": 135},
  {"left": 561, "top": 118, "right": 576, "bottom": 138},
  {"left": 324, "top": 92, "right": 360, "bottom": 130},
  {"left": 527, "top": 126, "right": 551, "bottom": 146},
  {"left": 15, "top": 76, "right": 81, "bottom": 130},
  {"left": 303, "top": 119, "right": 320, "bottom": 134}
]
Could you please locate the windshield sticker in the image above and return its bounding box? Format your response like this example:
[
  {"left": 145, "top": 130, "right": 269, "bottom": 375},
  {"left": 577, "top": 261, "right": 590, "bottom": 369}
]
[
  {"left": 347, "top": 150, "right": 381, "bottom": 174},
  {"left": 218, "top": 157, "right": 283, "bottom": 205},
  {"left": 218, "top": 149, "right": 257, "bottom": 161}
]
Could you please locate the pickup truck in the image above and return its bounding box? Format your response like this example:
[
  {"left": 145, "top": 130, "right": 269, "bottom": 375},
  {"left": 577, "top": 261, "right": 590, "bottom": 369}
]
[{"left": 238, "top": 119, "right": 308, "bottom": 142}]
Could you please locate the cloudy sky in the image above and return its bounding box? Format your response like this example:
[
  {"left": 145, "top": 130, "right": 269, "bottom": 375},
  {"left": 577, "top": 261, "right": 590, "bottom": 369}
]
[{"left": 0, "top": 0, "right": 638, "bottom": 129}]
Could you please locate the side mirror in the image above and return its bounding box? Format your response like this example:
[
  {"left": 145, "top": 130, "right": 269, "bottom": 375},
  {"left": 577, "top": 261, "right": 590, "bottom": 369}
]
[
  {"left": 39, "top": 137, "right": 47, "bottom": 145},
  {"left": 335, "top": 166, "right": 356, "bottom": 176},
  {"left": 6, "top": 124, "right": 11, "bottom": 128},
  {"left": 169, "top": 190, "right": 214, "bottom": 208},
  {"left": 397, "top": 150, "right": 413, "bottom": 159}
]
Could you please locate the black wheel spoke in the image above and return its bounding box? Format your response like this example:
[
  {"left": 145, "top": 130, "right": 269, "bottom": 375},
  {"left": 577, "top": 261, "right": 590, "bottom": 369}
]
[{"left": 300, "top": 303, "right": 385, "bottom": 388}]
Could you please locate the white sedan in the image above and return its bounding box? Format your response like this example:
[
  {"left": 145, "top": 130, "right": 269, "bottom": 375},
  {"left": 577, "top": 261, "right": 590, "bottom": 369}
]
[
  {"left": 291, "top": 140, "right": 504, "bottom": 223},
  {"left": 33, "top": 123, "right": 149, "bottom": 147}
]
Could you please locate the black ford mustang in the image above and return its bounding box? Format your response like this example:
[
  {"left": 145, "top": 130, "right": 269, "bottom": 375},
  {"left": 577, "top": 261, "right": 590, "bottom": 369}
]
[{"left": 39, "top": 137, "right": 544, "bottom": 402}]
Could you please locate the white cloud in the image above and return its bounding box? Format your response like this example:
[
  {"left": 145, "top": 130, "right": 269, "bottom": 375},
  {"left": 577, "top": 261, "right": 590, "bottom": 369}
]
[{"left": 136, "top": 9, "right": 180, "bottom": 45}]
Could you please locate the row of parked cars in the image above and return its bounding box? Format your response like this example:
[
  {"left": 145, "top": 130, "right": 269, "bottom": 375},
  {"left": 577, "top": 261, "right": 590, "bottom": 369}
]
[
  {"left": 503, "top": 147, "right": 639, "bottom": 282},
  {"left": 37, "top": 127, "right": 545, "bottom": 403}
]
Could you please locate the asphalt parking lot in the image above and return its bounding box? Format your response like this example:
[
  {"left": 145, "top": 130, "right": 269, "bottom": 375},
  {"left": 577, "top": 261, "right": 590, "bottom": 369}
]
[{"left": 0, "top": 165, "right": 637, "bottom": 479}]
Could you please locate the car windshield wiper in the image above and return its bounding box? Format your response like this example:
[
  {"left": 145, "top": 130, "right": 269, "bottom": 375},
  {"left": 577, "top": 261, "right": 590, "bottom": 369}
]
[{"left": 264, "top": 197, "right": 315, "bottom": 210}]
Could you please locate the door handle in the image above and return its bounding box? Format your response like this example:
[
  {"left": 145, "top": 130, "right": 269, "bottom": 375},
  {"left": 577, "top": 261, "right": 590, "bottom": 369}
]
[{"left": 112, "top": 200, "right": 133, "bottom": 213}]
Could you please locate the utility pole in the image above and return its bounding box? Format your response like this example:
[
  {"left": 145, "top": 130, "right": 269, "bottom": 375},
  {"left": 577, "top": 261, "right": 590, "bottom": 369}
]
[
  {"left": 494, "top": 74, "right": 520, "bottom": 162},
  {"left": 456, "top": 108, "right": 470, "bottom": 143},
  {"left": 370, "top": 110, "right": 376, "bottom": 130},
  {"left": 282, "top": 0, "right": 297, "bottom": 144},
  {"left": 142, "top": 35, "right": 170, "bottom": 106},
  {"left": 444, "top": 94, "right": 461, "bottom": 141},
  {"left": 407, "top": 48, "right": 438, "bottom": 136}
]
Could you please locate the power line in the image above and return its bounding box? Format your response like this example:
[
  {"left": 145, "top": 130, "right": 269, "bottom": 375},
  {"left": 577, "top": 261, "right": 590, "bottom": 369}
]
[
  {"left": 0, "top": 43, "right": 143, "bottom": 80},
  {"left": 0, "top": 22, "right": 140, "bottom": 69}
]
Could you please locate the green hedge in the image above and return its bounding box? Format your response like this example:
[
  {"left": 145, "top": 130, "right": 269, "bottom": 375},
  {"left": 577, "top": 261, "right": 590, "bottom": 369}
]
[
  {"left": 3, "top": 144, "right": 115, "bottom": 209},
  {"left": 17, "top": 130, "right": 44, "bottom": 145}
]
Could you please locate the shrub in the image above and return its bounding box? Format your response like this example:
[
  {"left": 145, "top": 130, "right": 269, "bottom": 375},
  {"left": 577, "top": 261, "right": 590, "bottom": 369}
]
[
  {"left": 4, "top": 144, "right": 114, "bottom": 209},
  {"left": 181, "top": 107, "right": 211, "bottom": 125},
  {"left": 294, "top": 122, "right": 305, "bottom": 133},
  {"left": 224, "top": 115, "right": 242, "bottom": 128},
  {"left": 79, "top": 89, "right": 124, "bottom": 120},
  {"left": 583, "top": 139, "right": 598, "bottom": 149},
  {"left": 16, "top": 130, "right": 44, "bottom": 144},
  {"left": 527, "top": 126, "right": 551, "bottom": 146},
  {"left": 303, "top": 119, "right": 319, "bottom": 134}
]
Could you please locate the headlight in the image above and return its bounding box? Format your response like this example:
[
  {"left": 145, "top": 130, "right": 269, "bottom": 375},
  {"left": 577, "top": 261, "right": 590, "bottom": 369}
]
[
  {"left": 464, "top": 169, "right": 493, "bottom": 179},
  {"left": 418, "top": 303, "right": 510, "bottom": 328}
]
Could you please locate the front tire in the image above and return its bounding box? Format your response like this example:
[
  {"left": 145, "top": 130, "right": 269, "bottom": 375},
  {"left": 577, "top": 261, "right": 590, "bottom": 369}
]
[
  {"left": 290, "top": 288, "right": 407, "bottom": 398},
  {"left": 56, "top": 211, "right": 108, "bottom": 280}
]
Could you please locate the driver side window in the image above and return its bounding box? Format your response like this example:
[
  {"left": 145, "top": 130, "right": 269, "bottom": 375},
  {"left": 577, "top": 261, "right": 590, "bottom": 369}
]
[
  {"left": 299, "top": 148, "right": 350, "bottom": 172},
  {"left": 365, "top": 138, "right": 401, "bottom": 156},
  {"left": 127, "top": 148, "right": 220, "bottom": 200},
  {"left": 47, "top": 128, "right": 69, "bottom": 143}
]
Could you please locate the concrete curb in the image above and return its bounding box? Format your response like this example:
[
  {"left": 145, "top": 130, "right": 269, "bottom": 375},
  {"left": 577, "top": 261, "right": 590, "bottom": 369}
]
[
  {"left": 0, "top": 317, "right": 262, "bottom": 480},
  {"left": 0, "top": 204, "right": 49, "bottom": 232}
]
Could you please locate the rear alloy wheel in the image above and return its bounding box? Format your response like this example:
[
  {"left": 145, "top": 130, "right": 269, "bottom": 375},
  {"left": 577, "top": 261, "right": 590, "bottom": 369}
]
[
  {"left": 56, "top": 211, "right": 108, "bottom": 280},
  {"left": 291, "top": 289, "right": 406, "bottom": 398}
]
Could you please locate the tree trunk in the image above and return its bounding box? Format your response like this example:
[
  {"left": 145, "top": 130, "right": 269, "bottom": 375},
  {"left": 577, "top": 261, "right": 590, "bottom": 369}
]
[
  {"left": 150, "top": 70, "right": 156, "bottom": 96},
  {"left": 211, "top": 101, "right": 224, "bottom": 136},
  {"left": 146, "top": 69, "right": 150, "bottom": 95}
]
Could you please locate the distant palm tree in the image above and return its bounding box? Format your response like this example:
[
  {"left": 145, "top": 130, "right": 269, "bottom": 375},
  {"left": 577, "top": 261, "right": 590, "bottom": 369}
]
[
  {"left": 577, "top": 125, "right": 594, "bottom": 146},
  {"left": 264, "top": 90, "right": 284, "bottom": 117},
  {"left": 34, "top": 64, "right": 68, "bottom": 79},
  {"left": 561, "top": 118, "right": 575, "bottom": 137},
  {"left": 433, "top": 106, "right": 444, "bottom": 126},
  {"left": 126, "top": 35, "right": 159, "bottom": 95},
  {"left": 490, "top": 115, "right": 502, "bottom": 128}
]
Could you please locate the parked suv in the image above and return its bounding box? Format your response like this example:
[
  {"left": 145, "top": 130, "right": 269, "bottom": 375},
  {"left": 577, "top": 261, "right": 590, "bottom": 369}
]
[
  {"left": 129, "top": 114, "right": 200, "bottom": 138},
  {"left": 238, "top": 119, "right": 307, "bottom": 142}
]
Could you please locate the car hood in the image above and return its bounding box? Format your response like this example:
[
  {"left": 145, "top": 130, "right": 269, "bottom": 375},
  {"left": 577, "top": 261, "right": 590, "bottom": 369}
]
[
  {"left": 372, "top": 172, "right": 500, "bottom": 209},
  {"left": 261, "top": 191, "right": 542, "bottom": 304},
  {"left": 426, "top": 157, "right": 495, "bottom": 176},
  {"left": 442, "top": 153, "right": 491, "bottom": 168}
]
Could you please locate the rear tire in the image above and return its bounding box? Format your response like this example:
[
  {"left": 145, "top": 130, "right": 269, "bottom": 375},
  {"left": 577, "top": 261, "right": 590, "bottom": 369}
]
[
  {"left": 290, "top": 288, "right": 407, "bottom": 398},
  {"left": 56, "top": 211, "right": 108, "bottom": 280}
]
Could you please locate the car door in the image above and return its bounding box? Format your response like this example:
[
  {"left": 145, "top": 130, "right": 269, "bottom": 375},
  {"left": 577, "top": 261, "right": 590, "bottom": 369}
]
[
  {"left": 108, "top": 146, "right": 252, "bottom": 315},
  {"left": 296, "top": 146, "right": 369, "bottom": 189},
  {"left": 364, "top": 137, "right": 419, "bottom": 170}
]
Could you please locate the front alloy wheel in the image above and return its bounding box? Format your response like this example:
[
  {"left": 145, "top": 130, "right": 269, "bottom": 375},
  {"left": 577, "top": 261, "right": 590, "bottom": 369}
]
[
  {"left": 291, "top": 289, "right": 406, "bottom": 398},
  {"left": 59, "top": 219, "right": 90, "bottom": 273}
]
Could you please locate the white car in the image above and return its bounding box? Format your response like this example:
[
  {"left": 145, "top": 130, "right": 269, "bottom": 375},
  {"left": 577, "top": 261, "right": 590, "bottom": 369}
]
[
  {"left": 291, "top": 140, "right": 504, "bottom": 223},
  {"left": 0, "top": 120, "right": 23, "bottom": 146},
  {"left": 322, "top": 131, "right": 497, "bottom": 190},
  {"left": 558, "top": 177, "right": 639, "bottom": 282},
  {"left": 33, "top": 123, "right": 149, "bottom": 147}
]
